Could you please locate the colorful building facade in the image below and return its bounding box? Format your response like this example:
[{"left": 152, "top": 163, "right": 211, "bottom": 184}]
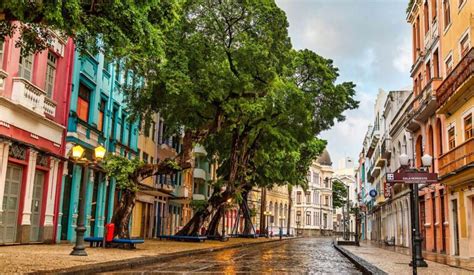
[
  {"left": 0, "top": 22, "right": 75, "bottom": 244},
  {"left": 57, "top": 50, "right": 139, "bottom": 242},
  {"left": 407, "top": 0, "right": 449, "bottom": 254},
  {"left": 436, "top": 0, "right": 473, "bottom": 257}
]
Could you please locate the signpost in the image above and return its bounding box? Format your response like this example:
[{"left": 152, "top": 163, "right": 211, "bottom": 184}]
[{"left": 386, "top": 172, "right": 438, "bottom": 184}]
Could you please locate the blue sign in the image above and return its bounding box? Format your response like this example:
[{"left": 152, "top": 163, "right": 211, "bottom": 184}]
[{"left": 369, "top": 189, "right": 378, "bottom": 198}]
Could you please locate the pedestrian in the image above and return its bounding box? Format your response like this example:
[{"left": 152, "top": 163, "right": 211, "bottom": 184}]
[{"left": 279, "top": 227, "right": 283, "bottom": 240}]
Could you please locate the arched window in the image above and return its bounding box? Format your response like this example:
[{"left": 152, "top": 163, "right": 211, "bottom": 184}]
[
  {"left": 403, "top": 135, "right": 408, "bottom": 154},
  {"left": 428, "top": 125, "right": 435, "bottom": 171},
  {"left": 416, "top": 135, "right": 423, "bottom": 168}
]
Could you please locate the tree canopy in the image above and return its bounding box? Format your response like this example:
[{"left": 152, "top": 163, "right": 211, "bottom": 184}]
[{"left": 332, "top": 179, "right": 348, "bottom": 209}]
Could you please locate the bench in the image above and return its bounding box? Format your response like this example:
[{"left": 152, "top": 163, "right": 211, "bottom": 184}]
[
  {"left": 84, "top": 237, "right": 104, "bottom": 247},
  {"left": 159, "top": 235, "right": 207, "bottom": 242},
  {"left": 111, "top": 238, "right": 145, "bottom": 249}
]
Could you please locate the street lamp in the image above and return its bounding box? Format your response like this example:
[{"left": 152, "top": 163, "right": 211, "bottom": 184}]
[
  {"left": 263, "top": 211, "right": 272, "bottom": 238},
  {"left": 70, "top": 144, "right": 106, "bottom": 256},
  {"left": 400, "top": 153, "right": 429, "bottom": 271}
]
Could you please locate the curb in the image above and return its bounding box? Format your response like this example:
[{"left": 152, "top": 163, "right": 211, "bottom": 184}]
[
  {"left": 31, "top": 238, "right": 294, "bottom": 274},
  {"left": 333, "top": 244, "right": 387, "bottom": 275}
]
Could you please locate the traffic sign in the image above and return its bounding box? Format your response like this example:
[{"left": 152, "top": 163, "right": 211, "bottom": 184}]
[
  {"left": 386, "top": 172, "right": 437, "bottom": 184},
  {"left": 369, "top": 189, "right": 377, "bottom": 197}
]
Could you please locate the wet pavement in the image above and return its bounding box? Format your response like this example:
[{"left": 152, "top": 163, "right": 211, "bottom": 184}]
[{"left": 109, "top": 238, "right": 361, "bottom": 274}]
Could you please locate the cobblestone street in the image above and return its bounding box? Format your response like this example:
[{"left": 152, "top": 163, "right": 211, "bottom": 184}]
[{"left": 111, "top": 238, "right": 360, "bottom": 274}]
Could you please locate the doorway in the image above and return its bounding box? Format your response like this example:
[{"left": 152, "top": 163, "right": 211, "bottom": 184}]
[
  {"left": 452, "top": 199, "right": 460, "bottom": 256},
  {"left": 60, "top": 163, "right": 73, "bottom": 240},
  {"left": 0, "top": 164, "right": 23, "bottom": 244},
  {"left": 30, "top": 170, "right": 45, "bottom": 242}
]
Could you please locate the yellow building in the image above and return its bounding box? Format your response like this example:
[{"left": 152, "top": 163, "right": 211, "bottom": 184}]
[{"left": 436, "top": 0, "right": 473, "bottom": 257}]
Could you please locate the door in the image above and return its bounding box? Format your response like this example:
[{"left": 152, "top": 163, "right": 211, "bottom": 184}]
[
  {"left": 453, "top": 199, "right": 460, "bottom": 256},
  {"left": 61, "top": 164, "right": 73, "bottom": 240},
  {"left": 432, "top": 192, "right": 437, "bottom": 252},
  {"left": 0, "top": 164, "right": 23, "bottom": 244},
  {"left": 440, "top": 190, "right": 446, "bottom": 253},
  {"left": 89, "top": 172, "right": 99, "bottom": 237},
  {"left": 30, "top": 171, "right": 45, "bottom": 242}
]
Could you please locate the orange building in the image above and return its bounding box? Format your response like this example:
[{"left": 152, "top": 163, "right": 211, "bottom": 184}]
[
  {"left": 406, "top": 0, "right": 449, "bottom": 254},
  {"left": 435, "top": 0, "right": 473, "bottom": 257}
]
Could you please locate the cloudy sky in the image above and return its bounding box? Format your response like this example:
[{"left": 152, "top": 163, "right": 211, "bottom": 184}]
[{"left": 276, "top": 0, "right": 412, "bottom": 169}]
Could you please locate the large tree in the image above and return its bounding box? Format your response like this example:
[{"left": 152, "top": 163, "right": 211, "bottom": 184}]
[
  {"left": 0, "top": 0, "right": 176, "bottom": 61},
  {"left": 122, "top": 0, "right": 358, "bottom": 236}
]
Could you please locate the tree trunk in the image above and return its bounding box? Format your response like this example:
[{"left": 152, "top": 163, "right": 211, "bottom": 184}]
[
  {"left": 176, "top": 189, "right": 232, "bottom": 236},
  {"left": 111, "top": 190, "right": 136, "bottom": 239},
  {"left": 240, "top": 190, "right": 254, "bottom": 235},
  {"left": 206, "top": 206, "right": 223, "bottom": 236},
  {"left": 287, "top": 185, "right": 293, "bottom": 235},
  {"left": 259, "top": 188, "right": 266, "bottom": 234}
]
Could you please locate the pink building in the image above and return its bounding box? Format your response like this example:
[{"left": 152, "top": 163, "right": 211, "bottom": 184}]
[{"left": 0, "top": 22, "right": 75, "bottom": 244}]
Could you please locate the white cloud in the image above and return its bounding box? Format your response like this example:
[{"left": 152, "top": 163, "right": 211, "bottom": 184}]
[{"left": 393, "top": 36, "right": 412, "bottom": 73}]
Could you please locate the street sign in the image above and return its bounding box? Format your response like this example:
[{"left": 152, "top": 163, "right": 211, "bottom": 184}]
[
  {"left": 369, "top": 189, "right": 377, "bottom": 197},
  {"left": 383, "top": 181, "right": 391, "bottom": 198},
  {"left": 386, "top": 172, "right": 438, "bottom": 184}
]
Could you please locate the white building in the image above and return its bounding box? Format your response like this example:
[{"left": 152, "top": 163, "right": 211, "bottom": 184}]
[
  {"left": 333, "top": 164, "right": 357, "bottom": 237},
  {"left": 294, "top": 149, "right": 334, "bottom": 236}
]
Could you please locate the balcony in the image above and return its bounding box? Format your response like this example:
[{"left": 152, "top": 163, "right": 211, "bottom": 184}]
[
  {"left": 439, "top": 138, "right": 474, "bottom": 179},
  {"left": 193, "top": 144, "right": 207, "bottom": 156},
  {"left": 11, "top": 77, "right": 56, "bottom": 117},
  {"left": 192, "top": 194, "right": 206, "bottom": 201},
  {"left": 437, "top": 48, "right": 474, "bottom": 114},
  {"left": 412, "top": 77, "right": 442, "bottom": 122},
  {"left": 367, "top": 166, "right": 381, "bottom": 183},
  {"left": 381, "top": 135, "right": 392, "bottom": 160},
  {"left": 366, "top": 126, "right": 380, "bottom": 158},
  {"left": 174, "top": 185, "right": 189, "bottom": 198},
  {"left": 193, "top": 167, "right": 206, "bottom": 181}
]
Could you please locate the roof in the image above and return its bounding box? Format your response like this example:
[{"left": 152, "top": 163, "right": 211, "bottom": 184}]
[{"left": 316, "top": 149, "right": 332, "bottom": 166}]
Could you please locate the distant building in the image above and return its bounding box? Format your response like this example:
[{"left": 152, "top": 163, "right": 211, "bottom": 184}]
[{"left": 294, "top": 149, "right": 334, "bottom": 236}]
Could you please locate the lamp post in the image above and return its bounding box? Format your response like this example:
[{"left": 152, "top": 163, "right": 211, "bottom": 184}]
[
  {"left": 263, "top": 211, "right": 272, "bottom": 238},
  {"left": 70, "top": 145, "right": 106, "bottom": 256},
  {"left": 399, "top": 153, "right": 429, "bottom": 273}
]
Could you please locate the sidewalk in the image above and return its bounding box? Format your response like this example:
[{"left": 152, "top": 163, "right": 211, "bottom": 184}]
[
  {"left": 0, "top": 237, "right": 285, "bottom": 273},
  {"left": 340, "top": 241, "right": 474, "bottom": 274}
]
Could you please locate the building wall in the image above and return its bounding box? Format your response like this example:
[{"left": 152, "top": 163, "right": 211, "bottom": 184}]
[
  {"left": 0, "top": 22, "right": 74, "bottom": 244},
  {"left": 58, "top": 49, "right": 139, "bottom": 242}
]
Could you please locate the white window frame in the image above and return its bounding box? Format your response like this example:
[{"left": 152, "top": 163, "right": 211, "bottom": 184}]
[
  {"left": 444, "top": 51, "right": 453, "bottom": 77},
  {"left": 458, "top": 29, "right": 470, "bottom": 58},
  {"left": 19, "top": 50, "right": 34, "bottom": 81},
  {"left": 45, "top": 52, "right": 57, "bottom": 98},
  {"left": 447, "top": 122, "right": 456, "bottom": 150},
  {"left": 462, "top": 108, "right": 473, "bottom": 141}
]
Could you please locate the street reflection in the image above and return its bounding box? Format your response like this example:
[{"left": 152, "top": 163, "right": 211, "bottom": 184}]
[{"left": 109, "top": 238, "right": 361, "bottom": 274}]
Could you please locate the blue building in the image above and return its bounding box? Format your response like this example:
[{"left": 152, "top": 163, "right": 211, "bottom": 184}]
[{"left": 57, "top": 52, "right": 139, "bottom": 242}]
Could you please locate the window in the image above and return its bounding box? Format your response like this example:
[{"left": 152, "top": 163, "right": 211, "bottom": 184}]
[
  {"left": 316, "top": 212, "right": 320, "bottom": 226},
  {"left": 77, "top": 84, "right": 91, "bottom": 122},
  {"left": 313, "top": 212, "right": 317, "bottom": 226},
  {"left": 19, "top": 50, "right": 33, "bottom": 80},
  {"left": 424, "top": 1, "right": 429, "bottom": 34},
  {"left": 296, "top": 191, "right": 302, "bottom": 204},
  {"left": 0, "top": 40, "right": 4, "bottom": 68},
  {"left": 306, "top": 192, "right": 311, "bottom": 204},
  {"left": 120, "top": 113, "right": 127, "bottom": 143},
  {"left": 312, "top": 172, "right": 319, "bottom": 185},
  {"left": 296, "top": 211, "right": 301, "bottom": 223},
  {"left": 313, "top": 192, "right": 317, "bottom": 205},
  {"left": 426, "top": 60, "right": 431, "bottom": 81},
  {"left": 306, "top": 211, "right": 311, "bottom": 225},
  {"left": 433, "top": 49, "right": 440, "bottom": 78},
  {"left": 448, "top": 127, "right": 455, "bottom": 150},
  {"left": 45, "top": 52, "right": 57, "bottom": 98},
  {"left": 144, "top": 121, "right": 150, "bottom": 137},
  {"left": 460, "top": 34, "right": 470, "bottom": 57},
  {"left": 143, "top": 152, "right": 149, "bottom": 163},
  {"left": 128, "top": 119, "right": 133, "bottom": 146},
  {"left": 464, "top": 114, "right": 472, "bottom": 140},
  {"left": 431, "top": 0, "right": 437, "bottom": 22},
  {"left": 111, "top": 107, "right": 118, "bottom": 139},
  {"left": 445, "top": 55, "right": 453, "bottom": 75},
  {"left": 98, "top": 100, "right": 105, "bottom": 132},
  {"left": 151, "top": 121, "right": 156, "bottom": 142},
  {"left": 307, "top": 171, "right": 311, "bottom": 182},
  {"left": 444, "top": 0, "right": 451, "bottom": 28}
]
